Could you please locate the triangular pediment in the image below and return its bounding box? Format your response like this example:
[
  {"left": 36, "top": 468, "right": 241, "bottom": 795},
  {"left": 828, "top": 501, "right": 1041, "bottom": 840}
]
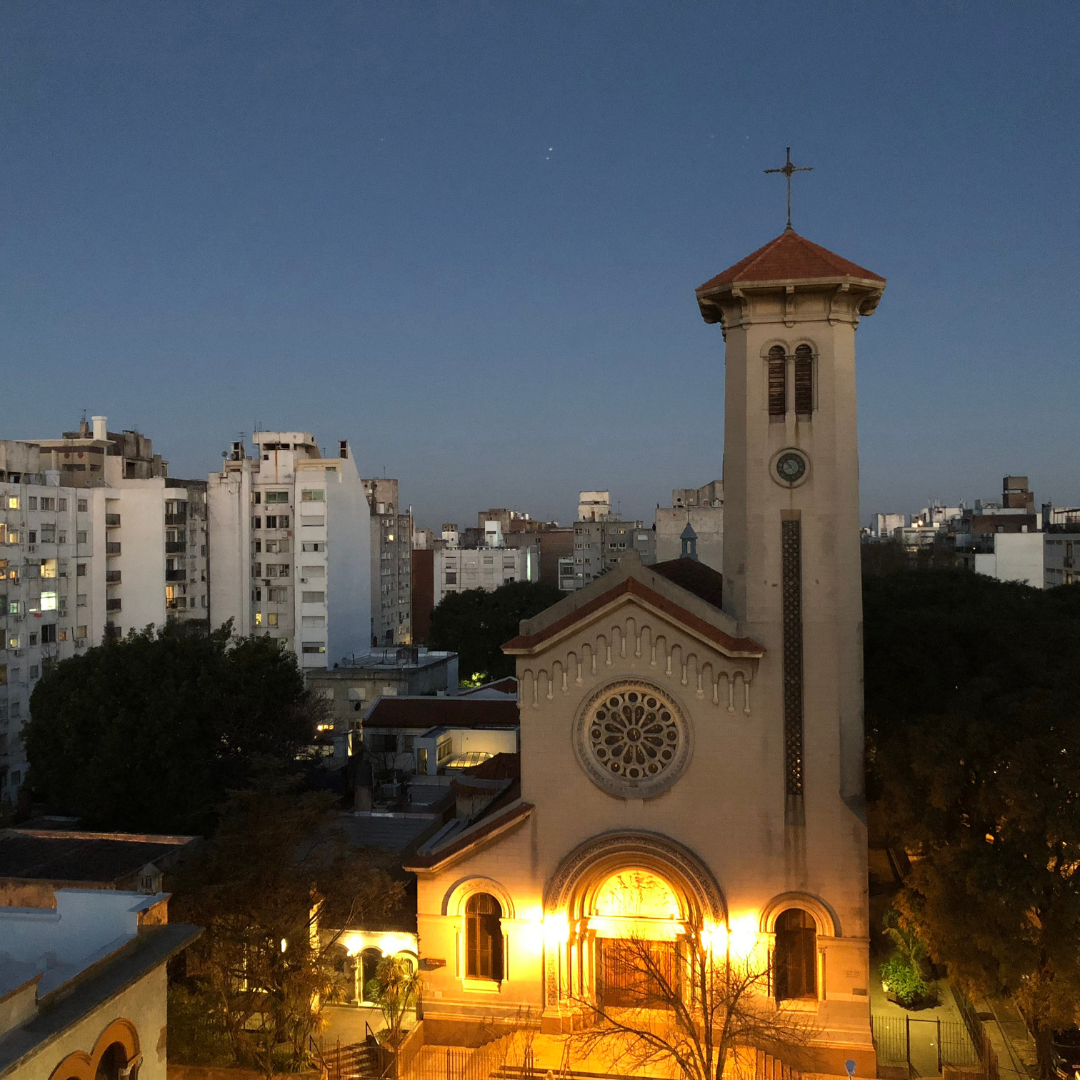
[{"left": 503, "top": 557, "right": 764, "bottom": 661}]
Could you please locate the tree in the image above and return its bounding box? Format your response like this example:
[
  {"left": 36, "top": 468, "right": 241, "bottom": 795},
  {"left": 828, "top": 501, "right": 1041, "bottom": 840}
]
[
  {"left": 365, "top": 955, "right": 421, "bottom": 1048},
  {"left": 24, "top": 621, "right": 327, "bottom": 834},
  {"left": 566, "top": 928, "right": 817, "bottom": 1080},
  {"left": 169, "top": 778, "right": 404, "bottom": 1076},
  {"left": 865, "top": 569, "right": 1080, "bottom": 1029},
  {"left": 427, "top": 581, "right": 562, "bottom": 681}
]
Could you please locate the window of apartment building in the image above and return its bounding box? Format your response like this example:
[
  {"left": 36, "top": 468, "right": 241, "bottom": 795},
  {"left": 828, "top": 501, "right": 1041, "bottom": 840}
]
[
  {"left": 302, "top": 641, "right": 326, "bottom": 654},
  {"left": 5, "top": 530, "right": 18, "bottom": 544},
  {"left": 302, "top": 615, "right": 325, "bottom": 627},
  {"left": 8, "top": 635, "right": 19, "bottom": 649},
  {"left": 266, "top": 491, "right": 289, "bottom": 504},
  {"left": 301, "top": 516, "right": 324, "bottom": 527},
  {"left": 255, "top": 612, "right": 263, "bottom": 626},
  {"left": 41, "top": 559, "right": 57, "bottom": 579},
  {"left": 254, "top": 540, "right": 262, "bottom": 553},
  {"left": 252, "top": 563, "right": 262, "bottom": 577},
  {"left": 28, "top": 532, "right": 37, "bottom": 544},
  {"left": 41, "top": 498, "right": 55, "bottom": 511},
  {"left": 77, "top": 499, "right": 87, "bottom": 512},
  {"left": 301, "top": 542, "right": 326, "bottom": 552},
  {"left": 41, "top": 592, "right": 57, "bottom": 611},
  {"left": 302, "top": 565, "right": 325, "bottom": 578},
  {"left": 29, "top": 632, "right": 38, "bottom": 646},
  {"left": 301, "top": 489, "right": 325, "bottom": 502},
  {"left": 76, "top": 594, "right": 87, "bottom": 607},
  {"left": 7, "top": 497, "right": 18, "bottom": 510},
  {"left": 58, "top": 498, "right": 67, "bottom": 511},
  {"left": 445, "top": 573, "right": 457, "bottom": 585},
  {"left": 28, "top": 497, "right": 38, "bottom": 511},
  {"left": 253, "top": 517, "right": 262, "bottom": 529},
  {"left": 302, "top": 590, "right": 325, "bottom": 603},
  {"left": 268, "top": 587, "right": 288, "bottom": 602},
  {"left": 57, "top": 533, "right": 66, "bottom": 545},
  {"left": 76, "top": 530, "right": 87, "bottom": 544},
  {"left": 76, "top": 624, "right": 87, "bottom": 639},
  {"left": 41, "top": 624, "right": 57, "bottom": 645},
  {"left": 41, "top": 525, "right": 56, "bottom": 543},
  {"left": 76, "top": 563, "right": 87, "bottom": 577},
  {"left": 253, "top": 492, "right": 262, "bottom": 504}
]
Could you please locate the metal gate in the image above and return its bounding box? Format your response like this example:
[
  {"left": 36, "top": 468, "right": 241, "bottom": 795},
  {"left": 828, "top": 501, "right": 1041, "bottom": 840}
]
[{"left": 871, "top": 1015, "right": 981, "bottom": 1078}]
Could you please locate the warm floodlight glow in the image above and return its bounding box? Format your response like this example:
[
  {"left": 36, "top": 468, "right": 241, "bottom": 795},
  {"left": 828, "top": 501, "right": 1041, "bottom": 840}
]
[
  {"left": 343, "top": 933, "right": 364, "bottom": 956},
  {"left": 280, "top": 938, "right": 288, "bottom": 953},
  {"left": 701, "top": 921, "right": 727, "bottom": 953},
  {"left": 727, "top": 914, "right": 759, "bottom": 960},
  {"left": 543, "top": 916, "right": 569, "bottom": 949},
  {"left": 377, "top": 933, "right": 417, "bottom": 956}
]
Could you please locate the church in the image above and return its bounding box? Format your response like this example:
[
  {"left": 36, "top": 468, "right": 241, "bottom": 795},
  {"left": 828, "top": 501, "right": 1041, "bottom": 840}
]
[{"left": 405, "top": 224, "right": 885, "bottom": 1075}]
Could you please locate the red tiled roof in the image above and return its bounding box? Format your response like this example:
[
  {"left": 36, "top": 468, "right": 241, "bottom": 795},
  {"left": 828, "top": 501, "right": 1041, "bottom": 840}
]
[
  {"left": 697, "top": 229, "right": 884, "bottom": 293},
  {"left": 651, "top": 557, "right": 724, "bottom": 610},
  {"left": 503, "top": 576, "right": 764, "bottom": 658},
  {"left": 363, "top": 697, "right": 519, "bottom": 729}
]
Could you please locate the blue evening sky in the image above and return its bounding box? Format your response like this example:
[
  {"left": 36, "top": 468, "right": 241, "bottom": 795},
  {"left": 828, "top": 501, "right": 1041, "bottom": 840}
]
[{"left": 2, "top": 2, "right": 1078, "bottom": 529}]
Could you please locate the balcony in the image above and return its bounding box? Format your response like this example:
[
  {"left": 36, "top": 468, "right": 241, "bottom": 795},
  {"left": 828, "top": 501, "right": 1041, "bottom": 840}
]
[
  {"left": 106, "top": 514, "right": 121, "bottom": 527},
  {"left": 165, "top": 569, "right": 186, "bottom": 582},
  {"left": 106, "top": 598, "right": 122, "bottom": 612},
  {"left": 165, "top": 513, "right": 187, "bottom": 526},
  {"left": 165, "top": 542, "right": 186, "bottom": 553},
  {"left": 106, "top": 542, "right": 121, "bottom": 555},
  {"left": 105, "top": 570, "right": 122, "bottom": 584}
]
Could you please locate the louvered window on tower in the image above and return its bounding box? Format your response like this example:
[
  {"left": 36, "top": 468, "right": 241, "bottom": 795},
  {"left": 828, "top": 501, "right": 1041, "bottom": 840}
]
[
  {"left": 794, "top": 344, "right": 814, "bottom": 416},
  {"left": 768, "top": 345, "right": 787, "bottom": 418}
]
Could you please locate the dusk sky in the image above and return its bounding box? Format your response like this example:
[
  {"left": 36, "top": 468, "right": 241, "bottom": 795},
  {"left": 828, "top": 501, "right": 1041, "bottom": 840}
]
[{"left": 2, "top": 2, "right": 1078, "bottom": 530}]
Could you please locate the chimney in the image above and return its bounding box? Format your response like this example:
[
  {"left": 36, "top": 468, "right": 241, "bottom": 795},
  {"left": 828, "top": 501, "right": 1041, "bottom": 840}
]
[{"left": 91, "top": 415, "right": 107, "bottom": 441}]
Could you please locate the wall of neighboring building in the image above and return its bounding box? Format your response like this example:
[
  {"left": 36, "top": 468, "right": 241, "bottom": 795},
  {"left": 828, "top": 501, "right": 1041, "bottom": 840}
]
[
  {"left": 655, "top": 506, "right": 723, "bottom": 570},
  {"left": 13, "top": 965, "right": 168, "bottom": 1080},
  {"left": 411, "top": 549, "right": 435, "bottom": 643},
  {"left": 975, "top": 532, "right": 1045, "bottom": 587},
  {"left": 321, "top": 453, "right": 371, "bottom": 667}
]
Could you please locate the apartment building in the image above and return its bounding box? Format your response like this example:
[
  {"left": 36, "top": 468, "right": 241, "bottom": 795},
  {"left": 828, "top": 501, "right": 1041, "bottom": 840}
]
[
  {"left": 362, "top": 478, "right": 412, "bottom": 646},
  {"left": 432, "top": 543, "right": 538, "bottom": 606},
  {"left": 572, "top": 516, "right": 655, "bottom": 588},
  {"left": 207, "top": 431, "right": 370, "bottom": 668},
  {"left": 0, "top": 416, "right": 208, "bottom": 804}
]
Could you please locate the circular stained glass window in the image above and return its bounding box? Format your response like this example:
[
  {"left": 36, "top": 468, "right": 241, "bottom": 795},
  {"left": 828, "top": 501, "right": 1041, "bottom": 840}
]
[{"left": 573, "top": 682, "right": 692, "bottom": 799}]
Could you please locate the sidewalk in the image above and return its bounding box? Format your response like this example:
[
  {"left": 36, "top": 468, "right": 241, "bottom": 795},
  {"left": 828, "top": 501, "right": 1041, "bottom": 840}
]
[{"left": 976, "top": 995, "right": 1038, "bottom": 1080}]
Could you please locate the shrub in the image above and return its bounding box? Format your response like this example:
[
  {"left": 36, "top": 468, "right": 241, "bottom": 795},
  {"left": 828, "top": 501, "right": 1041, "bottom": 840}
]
[{"left": 881, "top": 954, "right": 937, "bottom": 1009}]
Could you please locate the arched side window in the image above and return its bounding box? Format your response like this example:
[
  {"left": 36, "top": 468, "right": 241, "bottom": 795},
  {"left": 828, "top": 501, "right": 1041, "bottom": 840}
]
[
  {"left": 774, "top": 907, "right": 817, "bottom": 1001},
  {"left": 360, "top": 948, "right": 383, "bottom": 1003},
  {"left": 466, "top": 892, "right": 504, "bottom": 981},
  {"left": 794, "top": 344, "right": 814, "bottom": 417},
  {"left": 767, "top": 346, "right": 787, "bottom": 419}
]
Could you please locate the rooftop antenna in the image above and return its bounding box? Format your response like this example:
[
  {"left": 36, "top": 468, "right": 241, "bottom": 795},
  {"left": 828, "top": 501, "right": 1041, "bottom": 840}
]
[{"left": 765, "top": 147, "right": 813, "bottom": 231}]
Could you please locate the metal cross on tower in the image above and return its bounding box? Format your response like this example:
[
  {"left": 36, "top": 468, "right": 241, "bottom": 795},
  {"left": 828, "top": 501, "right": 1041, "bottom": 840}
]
[{"left": 765, "top": 147, "right": 813, "bottom": 231}]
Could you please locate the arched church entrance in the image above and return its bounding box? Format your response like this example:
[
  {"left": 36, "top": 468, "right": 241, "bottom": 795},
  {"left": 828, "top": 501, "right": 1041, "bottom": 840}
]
[{"left": 541, "top": 832, "right": 726, "bottom": 1031}]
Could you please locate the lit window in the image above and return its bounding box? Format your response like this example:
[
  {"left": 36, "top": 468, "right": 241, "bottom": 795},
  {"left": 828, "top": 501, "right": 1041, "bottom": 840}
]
[
  {"left": 301, "top": 489, "right": 325, "bottom": 502},
  {"left": 7, "top": 497, "right": 17, "bottom": 510},
  {"left": 254, "top": 612, "right": 263, "bottom": 626},
  {"left": 267, "top": 612, "right": 278, "bottom": 626},
  {"left": 302, "top": 641, "right": 326, "bottom": 653},
  {"left": 40, "top": 592, "right": 57, "bottom": 611}
]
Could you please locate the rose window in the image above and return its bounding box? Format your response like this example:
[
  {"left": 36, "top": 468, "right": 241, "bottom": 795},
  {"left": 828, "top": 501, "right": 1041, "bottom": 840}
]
[{"left": 574, "top": 682, "right": 692, "bottom": 799}]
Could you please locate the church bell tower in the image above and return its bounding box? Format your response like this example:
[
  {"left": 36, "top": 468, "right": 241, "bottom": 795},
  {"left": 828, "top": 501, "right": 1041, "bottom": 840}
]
[{"left": 695, "top": 228, "right": 885, "bottom": 834}]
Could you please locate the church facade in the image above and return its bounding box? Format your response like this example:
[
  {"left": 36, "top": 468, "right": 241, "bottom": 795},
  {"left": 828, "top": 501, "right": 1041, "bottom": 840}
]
[{"left": 405, "top": 227, "right": 885, "bottom": 1075}]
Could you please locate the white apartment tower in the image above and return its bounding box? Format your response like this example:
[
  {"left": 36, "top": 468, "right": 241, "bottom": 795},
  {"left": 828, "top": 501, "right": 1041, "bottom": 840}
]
[
  {"left": 207, "top": 432, "right": 371, "bottom": 668},
  {"left": 0, "top": 416, "right": 209, "bottom": 804}
]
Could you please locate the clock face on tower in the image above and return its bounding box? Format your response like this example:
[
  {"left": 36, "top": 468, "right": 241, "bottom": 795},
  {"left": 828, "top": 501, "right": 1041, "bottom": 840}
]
[{"left": 774, "top": 450, "right": 809, "bottom": 486}]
